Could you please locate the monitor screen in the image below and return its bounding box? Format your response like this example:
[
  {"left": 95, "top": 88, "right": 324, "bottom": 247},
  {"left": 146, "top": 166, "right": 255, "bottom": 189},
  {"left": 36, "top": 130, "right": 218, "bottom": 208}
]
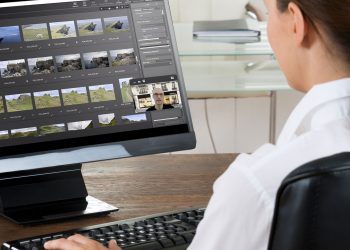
[{"left": 0, "top": 0, "right": 195, "bottom": 173}]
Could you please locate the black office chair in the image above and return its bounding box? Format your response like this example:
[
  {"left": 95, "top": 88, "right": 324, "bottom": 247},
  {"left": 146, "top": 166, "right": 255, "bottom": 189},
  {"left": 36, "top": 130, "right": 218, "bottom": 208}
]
[{"left": 268, "top": 152, "right": 350, "bottom": 250}]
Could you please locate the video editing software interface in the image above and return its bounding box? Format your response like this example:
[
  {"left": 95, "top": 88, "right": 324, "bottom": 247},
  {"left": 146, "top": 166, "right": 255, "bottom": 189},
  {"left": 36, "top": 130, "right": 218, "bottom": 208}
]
[{"left": 0, "top": 0, "right": 189, "bottom": 155}]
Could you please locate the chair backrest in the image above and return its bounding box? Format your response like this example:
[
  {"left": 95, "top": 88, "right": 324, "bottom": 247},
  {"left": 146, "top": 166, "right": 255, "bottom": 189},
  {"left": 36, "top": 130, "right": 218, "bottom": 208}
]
[{"left": 268, "top": 152, "right": 350, "bottom": 250}]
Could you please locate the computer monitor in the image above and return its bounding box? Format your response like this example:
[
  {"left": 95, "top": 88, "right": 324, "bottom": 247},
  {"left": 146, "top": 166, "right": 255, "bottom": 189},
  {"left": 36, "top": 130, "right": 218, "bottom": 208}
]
[{"left": 0, "top": 0, "right": 195, "bottom": 224}]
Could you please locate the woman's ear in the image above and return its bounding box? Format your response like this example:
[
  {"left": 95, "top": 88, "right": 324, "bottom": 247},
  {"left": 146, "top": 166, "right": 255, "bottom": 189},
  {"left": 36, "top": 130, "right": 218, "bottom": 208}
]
[{"left": 287, "top": 2, "right": 308, "bottom": 47}]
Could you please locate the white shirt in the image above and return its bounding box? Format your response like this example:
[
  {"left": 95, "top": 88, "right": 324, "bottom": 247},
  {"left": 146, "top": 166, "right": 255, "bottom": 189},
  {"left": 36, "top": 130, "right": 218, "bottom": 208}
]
[{"left": 188, "top": 78, "right": 350, "bottom": 250}]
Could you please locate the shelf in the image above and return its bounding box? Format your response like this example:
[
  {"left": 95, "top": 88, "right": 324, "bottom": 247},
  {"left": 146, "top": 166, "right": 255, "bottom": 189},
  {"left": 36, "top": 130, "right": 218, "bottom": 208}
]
[
  {"left": 174, "top": 22, "right": 273, "bottom": 57},
  {"left": 181, "top": 59, "right": 289, "bottom": 98}
]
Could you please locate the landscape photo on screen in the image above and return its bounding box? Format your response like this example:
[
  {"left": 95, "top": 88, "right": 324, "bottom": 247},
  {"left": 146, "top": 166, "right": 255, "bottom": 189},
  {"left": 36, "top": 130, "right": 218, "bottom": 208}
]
[
  {"left": 119, "top": 77, "right": 133, "bottom": 103},
  {"left": 0, "top": 26, "right": 21, "bottom": 44},
  {"left": 110, "top": 48, "right": 136, "bottom": 67},
  {"left": 56, "top": 54, "right": 82, "bottom": 72},
  {"left": 61, "top": 87, "right": 89, "bottom": 106},
  {"left": 39, "top": 123, "right": 66, "bottom": 135},
  {"left": 98, "top": 113, "right": 116, "bottom": 127},
  {"left": 28, "top": 56, "right": 55, "bottom": 75},
  {"left": 83, "top": 51, "right": 109, "bottom": 69},
  {"left": 5, "top": 93, "right": 33, "bottom": 112},
  {"left": 50, "top": 21, "right": 77, "bottom": 39},
  {"left": 88, "top": 84, "right": 116, "bottom": 103},
  {"left": 67, "top": 120, "right": 93, "bottom": 131},
  {"left": 0, "top": 96, "right": 4, "bottom": 113},
  {"left": 22, "top": 23, "right": 49, "bottom": 41},
  {"left": 121, "top": 113, "right": 147, "bottom": 124},
  {"left": 0, "top": 59, "right": 27, "bottom": 78},
  {"left": 104, "top": 16, "right": 129, "bottom": 33},
  {"left": 34, "top": 90, "right": 61, "bottom": 109},
  {"left": 0, "top": 130, "right": 9, "bottom": 140},
  {"left": 11, "top": 127, "right": 37, "bottom": 138},
  {"left": 77, "top": 18, "right": 104, "bottom": 37}
]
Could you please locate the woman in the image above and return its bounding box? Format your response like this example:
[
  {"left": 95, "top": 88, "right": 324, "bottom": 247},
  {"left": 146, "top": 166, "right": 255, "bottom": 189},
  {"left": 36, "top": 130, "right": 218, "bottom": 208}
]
[{"left": 44, "top": 0, "right": 350, "bottom": 249}]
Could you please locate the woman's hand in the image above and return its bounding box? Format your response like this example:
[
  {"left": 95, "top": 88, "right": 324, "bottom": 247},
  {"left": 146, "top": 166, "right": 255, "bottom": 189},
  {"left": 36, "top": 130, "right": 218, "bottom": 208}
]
[{"left": 44, "top": 234, "right": 122, "bottom": 250}]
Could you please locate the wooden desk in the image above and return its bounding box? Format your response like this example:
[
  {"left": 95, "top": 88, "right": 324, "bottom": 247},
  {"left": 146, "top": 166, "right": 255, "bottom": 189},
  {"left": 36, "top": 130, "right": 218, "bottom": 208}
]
[{"left": 0, "top": 154, "right": 237, "bottom": 245}]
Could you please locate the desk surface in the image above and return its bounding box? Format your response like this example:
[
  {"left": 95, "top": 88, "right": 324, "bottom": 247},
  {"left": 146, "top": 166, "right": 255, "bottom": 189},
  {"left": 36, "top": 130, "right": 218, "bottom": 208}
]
[{"left": 0, "top": 154, "right": 237, "bottom": 245}]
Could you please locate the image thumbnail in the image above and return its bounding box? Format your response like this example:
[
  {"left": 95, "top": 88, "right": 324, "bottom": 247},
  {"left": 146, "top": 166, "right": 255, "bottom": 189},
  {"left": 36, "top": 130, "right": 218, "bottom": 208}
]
[
  {"left": 83, "top": 51, "right": 109, "bottom": 69},
  {"left": 0, "top": 26, "right": 21, "bottom": 44},
  {"left": 77, "top": 19, "right": 103, "bottom": 37},
  {"left": 110, "top": 48, "right": 136, "bottom": 67},
  {"left": 39, "top": 123, "right": 65, "bottom": 135},
  {"left": 34, "top": 90, "right": 61, "bottom": 109},
  {"left": 0, "top": 59, "right": 27, "bottom": 78},
  {"left": 56, "top": 54, "right": 82, "bottom": 72},
  {"left": 28, "top": 56, "right": 55, "bottom": 75},
  {"left": 11, "top": 127, "right": 37, "bottom": 138},
  {"left": 5, "top": 93, "right": 33, "bottom": 112},
  {"left": 119, "top": 77, "right": 133, "bottom": 103},
  {"left": 67, "top": 120, "right": 93, "bottom": 131},
  {"left": 121, "top": 113, "right": 147, "bottom": 124},
  {"left": 50, "top": 21, "right": 77, "bottom": 39},
  {"left": 22, "top": 23, "right": 49, "bottom": 41},
  {"left": 0, "top": 96, "right": 4, "bottom": 113},
  {"left": 88, "top": 84, "right": 116, "bottom": 103},
  {"left": 98, "top": 113, "right": 116, "bottom": 127},
  {"left": 61, "top": 87, "right": 89, "bottom": 106},
  {"left": 104, "top": 16, "right": 129, "bottom": 33},
  {"left": 0, "top": 130, "right": 9, "bottom": 140}
]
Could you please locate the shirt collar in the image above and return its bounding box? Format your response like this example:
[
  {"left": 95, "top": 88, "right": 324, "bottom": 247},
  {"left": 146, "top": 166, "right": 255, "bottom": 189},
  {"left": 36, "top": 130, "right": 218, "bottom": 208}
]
[{"left": 277, "top": 77, "right": 350, "bottom": 146}]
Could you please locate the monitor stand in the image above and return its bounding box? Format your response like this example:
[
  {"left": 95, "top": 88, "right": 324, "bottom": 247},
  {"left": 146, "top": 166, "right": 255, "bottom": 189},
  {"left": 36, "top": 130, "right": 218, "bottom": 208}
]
[{"left": 0, "top": 164, "right": 118, "bottom": 225}]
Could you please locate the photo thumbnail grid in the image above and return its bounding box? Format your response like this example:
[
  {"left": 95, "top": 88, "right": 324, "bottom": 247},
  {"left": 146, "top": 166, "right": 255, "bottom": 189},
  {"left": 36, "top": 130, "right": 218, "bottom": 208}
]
[
  {"left": 0, "top": 81, "right": 124, "bottom": 114},
  {"left": 0, "top": 16, "right": 130, "bottom": 44},
  {"left": 0, "top": 110, "right": 148, "bottom": 141},
  {"left": 0, "top": 48, "right": 137, "bottom": 78}
]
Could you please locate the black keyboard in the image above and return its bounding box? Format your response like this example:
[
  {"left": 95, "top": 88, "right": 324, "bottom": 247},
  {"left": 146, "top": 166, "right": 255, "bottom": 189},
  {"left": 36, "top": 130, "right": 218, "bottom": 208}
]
[{"left": 2, "top": 207, "right": 205, "bottom": 250}]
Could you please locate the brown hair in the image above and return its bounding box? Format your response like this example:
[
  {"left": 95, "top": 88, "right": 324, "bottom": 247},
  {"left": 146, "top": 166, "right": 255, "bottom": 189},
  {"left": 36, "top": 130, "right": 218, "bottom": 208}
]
[{"left": 276, "top": 0, "right": 350, "bottom": 63}]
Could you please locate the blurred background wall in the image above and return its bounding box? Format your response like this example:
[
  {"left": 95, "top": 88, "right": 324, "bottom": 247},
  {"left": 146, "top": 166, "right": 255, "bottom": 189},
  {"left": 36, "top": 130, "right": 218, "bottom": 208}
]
[{"left": 169, "top": 0, "right": 267, "bottom": 22}]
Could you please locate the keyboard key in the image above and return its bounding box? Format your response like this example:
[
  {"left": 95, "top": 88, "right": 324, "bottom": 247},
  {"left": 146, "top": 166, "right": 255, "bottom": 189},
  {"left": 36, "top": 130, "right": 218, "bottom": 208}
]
[
  {"left": 171, "top": 236, "right": 187, "bottom": 245},
  {"left": 158, "top": 238, "right": 174, "bottom": 248},
  {"left": 19, "top": 241, "right": 30, "bottom": 247},
  {"left": 154, "top": 217, "right": 164, "bottom": 223},
  {"left": 108, "top": 225, "right": 119, "bottom": 232},
  {"left": 120, "top": 224, "right": 130, "bottom": 230},
  {"left": 134, "top": 221, "right": 145, "bottom": 227},
  {"left": 99, "top": 228, "right": 110, "bottom": 234},
  {"left": 123, "top": 241, "right": 163, "bottom": 250},
  {"left": 89, "top": 229, "right": 100, "bottom": 237},
  {"left": 164, "top": 219, "right": 182, "bottom": 225},
  {"left": 176, "top": 213, "right": 188, "bottom": 220},
  {"left": 186, "top": 211, "right": 196, "bottom": 217},
  {"left": 30, "top": 239, "right": 41, "bottom": 244},
  {"left": 145, "top": 219, "right": 155, "bottom": 225},
  {"left": 115, "top": 230, "right": 125, "bottom": 235},
  {"left": 116, "top": 239, "right": 126, "bottom": 244},
  {"left": 181, "top": 232, "right": 195, "bottom": 243},
  {"left": 163, "top": 216, "right": 174, "bottom": 221}
]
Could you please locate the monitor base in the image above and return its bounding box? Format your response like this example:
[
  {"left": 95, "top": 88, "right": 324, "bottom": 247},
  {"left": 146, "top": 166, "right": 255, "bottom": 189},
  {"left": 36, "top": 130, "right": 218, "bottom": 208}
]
[
  {"left": 0, "top": 164, "right": 119, "bottom": 225},
  {"left": 2, "top": 196, "right": 118, "bottom": 225}
]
